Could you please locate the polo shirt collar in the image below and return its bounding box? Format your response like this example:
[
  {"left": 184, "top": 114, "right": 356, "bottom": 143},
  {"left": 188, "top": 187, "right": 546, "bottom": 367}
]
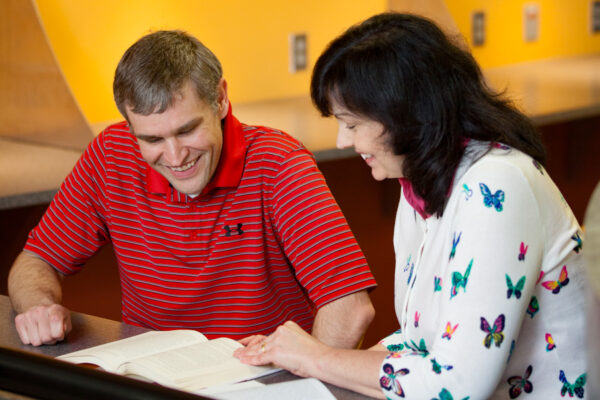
[{"left": 145, "top": 102, "right": 246, "bottom": 198}]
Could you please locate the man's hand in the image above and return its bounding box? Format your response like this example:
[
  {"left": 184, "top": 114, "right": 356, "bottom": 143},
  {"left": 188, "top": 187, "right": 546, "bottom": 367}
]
[
  {"left": 14, "top": 303, "right": 72, "bottom": 346},
  {"left": 8, "top": 251, "right": 69, "bottom": 346}
]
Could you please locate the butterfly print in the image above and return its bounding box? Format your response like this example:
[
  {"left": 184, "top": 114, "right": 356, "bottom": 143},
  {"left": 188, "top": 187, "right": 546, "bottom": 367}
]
[
  {"left": 506, "top": 274, "right": 526, "bottom": 299},
  {"left": 407, "top": 262, "right": 415, "bottom": 285},
  {"left": 414, "top": 311, "right": 420, "bottom": 328},
  {"left": 532, "top": 159, "right": 544, "bottom": 175},
  {"left": 442, "top": 322, "right": 458, "bottom": 340},
  {"left": 493, "top": 142, "right": 511, "bottom": 150},
  {"left": 479, "top": 182, "right": 505, "bottom": 212},
  {"left": 507, "top": 364, "right": 533, "bottom": 398},
  {"left": 387, "top": 352, "right": 405, "bottom": 359},
  {"left": 518, "top": 242, "right": 528, "bottom": 261},
  {"left": 434, "top": 276, "right": 442, "bottom": 292},
  {"left": 507, "top": 340, "right": 516, "bottom": 364},
  {"left": 526, "top": 296, "right": 539, "bottom": 318},
  {"left": 571, "top": 232, "right": 582, "bottom": 253},
  {"left": 481, "top": 314, "right": 505, "bottom": 348},
  {"left": 380, "top": 363, "right": 409, "bottom": 397},
  {"left": 542, "top": 265, "right": 570, "bottom": 294},
  {"left": 449, "top": 232, "right": 461, "bottom": 260},
  {"left": 432, "top": 388, "right": 470, "bottom": 400},
  {"left": 545, "top": 333, "right": 556, "bottom": 351},
  {"left": 536, "top": 271, "right": 545, "bottom": 285},
  {"left": 431, "top": 358, "right": 454, "bottom": 374},
  {"left": 462, "top": 184, "right": 473, "bottom": 200},
  {"left": 559, "top": 370, "right": 586, "bottom": 398},
  {"left": 404, "top": 338, "right": 429, "bottom": 357},
  {"left": 450, "top": 259, "right": 473, "bottom": 299},
  {"left": 386, "top": 343, "right": 405, "bottom": 352}
]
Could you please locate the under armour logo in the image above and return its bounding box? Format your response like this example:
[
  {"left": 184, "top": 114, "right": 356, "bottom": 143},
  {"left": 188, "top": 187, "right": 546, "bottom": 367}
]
[{"left": 224, "top": 223, "right": 244, "bottom": 237}]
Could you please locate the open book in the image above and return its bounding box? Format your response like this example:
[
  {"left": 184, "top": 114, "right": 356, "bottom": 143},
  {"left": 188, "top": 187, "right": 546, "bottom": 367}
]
[{"left": 57, "top": 330, "right": 279, "bottom": 392}]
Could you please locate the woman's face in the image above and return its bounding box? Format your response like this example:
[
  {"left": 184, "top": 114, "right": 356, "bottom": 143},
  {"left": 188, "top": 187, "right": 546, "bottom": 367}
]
[{"left": 331, "top": 100, "right": 404, "bottom": 181}]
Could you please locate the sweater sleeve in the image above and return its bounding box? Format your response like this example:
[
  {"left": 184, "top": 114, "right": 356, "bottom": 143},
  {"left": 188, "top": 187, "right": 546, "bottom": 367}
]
[{"left": 379, "top": 157, "right": 545, "bottom": 399}]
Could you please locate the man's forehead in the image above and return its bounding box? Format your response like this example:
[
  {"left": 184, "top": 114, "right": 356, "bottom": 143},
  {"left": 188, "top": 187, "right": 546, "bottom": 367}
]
[{"left": 125, "top": 81, "right": 203, "bottom": 115}]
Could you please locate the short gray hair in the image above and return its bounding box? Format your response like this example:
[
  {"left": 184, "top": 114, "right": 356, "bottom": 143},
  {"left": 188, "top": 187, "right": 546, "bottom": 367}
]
[{"left": 113, "top": 30, "right": 223, "bottom": 119}]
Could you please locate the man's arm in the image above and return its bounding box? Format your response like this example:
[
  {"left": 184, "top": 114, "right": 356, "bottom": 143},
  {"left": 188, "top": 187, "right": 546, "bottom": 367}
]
[
  {"left": 7, "top": 251, "right": 72, "bottom": 346},
  {"left": 311, "top": 290, "right": 375, "bottom": 348}
]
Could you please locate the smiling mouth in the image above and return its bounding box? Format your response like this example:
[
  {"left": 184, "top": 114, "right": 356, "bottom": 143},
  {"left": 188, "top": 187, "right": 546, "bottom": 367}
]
[{"left": 169, "top": 158, "right": 198, "bottom": 172}]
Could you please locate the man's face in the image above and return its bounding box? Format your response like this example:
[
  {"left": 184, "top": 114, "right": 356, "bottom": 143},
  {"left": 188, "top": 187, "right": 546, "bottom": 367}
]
[{"left": 127, "top": 80, "right": 229, "bottom": 196}]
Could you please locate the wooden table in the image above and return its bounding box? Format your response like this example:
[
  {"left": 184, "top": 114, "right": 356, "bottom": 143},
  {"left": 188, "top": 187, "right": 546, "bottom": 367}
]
[{"left": 0, "top": 295, "right": 375, "bottom": 399}]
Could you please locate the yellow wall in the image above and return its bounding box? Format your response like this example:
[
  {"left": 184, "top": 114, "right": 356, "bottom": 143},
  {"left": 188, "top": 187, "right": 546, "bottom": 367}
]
[
  {"left": 36, "top": 1, "right": 600, "bottom": 125},
  {"left": 446, "top": 0, "right": 600, "bottom": 68},
  {"left": 35, "top": 0, "right": 386, "bottom": 125}
]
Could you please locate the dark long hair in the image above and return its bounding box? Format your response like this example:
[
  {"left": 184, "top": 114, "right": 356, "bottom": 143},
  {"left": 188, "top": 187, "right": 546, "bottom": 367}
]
[{"left": 311, "top": 13, "right": 545, "bottom": 216}]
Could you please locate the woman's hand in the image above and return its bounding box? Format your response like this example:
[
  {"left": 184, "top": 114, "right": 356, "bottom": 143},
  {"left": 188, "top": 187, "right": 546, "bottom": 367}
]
[{"left": 234, "top": 320, "right": 328, "bottom": 378}]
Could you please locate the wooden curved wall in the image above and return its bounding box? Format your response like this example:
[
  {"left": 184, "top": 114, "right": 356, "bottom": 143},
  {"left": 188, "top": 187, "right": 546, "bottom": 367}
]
[{"left": 0, "top": 0, "right": 93, "bottom": 150}]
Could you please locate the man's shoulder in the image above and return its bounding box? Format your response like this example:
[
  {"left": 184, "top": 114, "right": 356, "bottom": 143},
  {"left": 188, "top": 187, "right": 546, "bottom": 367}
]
[
  {"left": 103, "top": 120, "right": 130, "bottom": 131},
  {"left": 84, "top": 121, "right": 144, "bottom": 173},
  {"left": 100, "top": 121, "right": 134, "bottom": 139},
  {"left": 241, "top": 123, "right": 311, "bottom": 160},
  {"left": 93, "top": 121, "right": 139, "bottom": 151}
]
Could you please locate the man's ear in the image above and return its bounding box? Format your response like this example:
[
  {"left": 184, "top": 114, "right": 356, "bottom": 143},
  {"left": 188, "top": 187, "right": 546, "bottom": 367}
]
[{"left": 217, "top": 78, "right": 229, "bottom": 119}]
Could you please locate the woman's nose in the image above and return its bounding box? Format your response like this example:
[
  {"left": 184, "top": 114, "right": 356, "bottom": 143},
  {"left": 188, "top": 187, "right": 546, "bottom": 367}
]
[{"left": 336, "top": 128, "right": 353, "bottom": 149}]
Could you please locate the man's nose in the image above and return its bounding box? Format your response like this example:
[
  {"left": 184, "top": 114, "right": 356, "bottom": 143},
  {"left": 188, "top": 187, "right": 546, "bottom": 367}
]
[{"left": 164, "top": 138, "right": 187, "bottom": 165}]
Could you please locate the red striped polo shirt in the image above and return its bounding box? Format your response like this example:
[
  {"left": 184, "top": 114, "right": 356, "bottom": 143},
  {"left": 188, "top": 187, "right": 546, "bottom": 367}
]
[{"left": 25, "top": 105, "right": 376, "bottom": 339}]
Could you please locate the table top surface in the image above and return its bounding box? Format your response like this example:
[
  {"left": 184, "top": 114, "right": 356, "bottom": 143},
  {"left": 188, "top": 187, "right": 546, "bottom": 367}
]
[
  {"left": 2, "top": 53, "right": 600, "bottom": 209},
  {"left": 0, "top": 295, "right": 374, "bottom": 400}
]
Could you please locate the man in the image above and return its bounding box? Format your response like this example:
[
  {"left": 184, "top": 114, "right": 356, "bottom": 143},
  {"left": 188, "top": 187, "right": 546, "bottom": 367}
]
[{"left": 8, "top": 30, "right": 376, "bottom": 347}]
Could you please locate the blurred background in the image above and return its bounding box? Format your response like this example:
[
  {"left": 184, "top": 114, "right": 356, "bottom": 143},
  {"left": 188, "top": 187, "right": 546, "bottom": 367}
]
[{"left": 32, "top": 0, "right": 600, "bottom": 126}]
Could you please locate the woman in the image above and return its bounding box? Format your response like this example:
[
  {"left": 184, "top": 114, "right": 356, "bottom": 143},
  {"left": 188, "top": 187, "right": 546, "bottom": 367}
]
[{"left": 235, "top": 13, "right": 587, "bottom": 399}]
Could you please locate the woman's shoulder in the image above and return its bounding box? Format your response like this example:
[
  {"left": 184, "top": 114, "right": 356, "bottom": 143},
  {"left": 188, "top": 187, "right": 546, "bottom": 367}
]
[
  {"left": 455, "top": 142, "right": 580, "bottom": 235},
  {"left": 458, "top": 142, "right": 549, "bottom": 191}
]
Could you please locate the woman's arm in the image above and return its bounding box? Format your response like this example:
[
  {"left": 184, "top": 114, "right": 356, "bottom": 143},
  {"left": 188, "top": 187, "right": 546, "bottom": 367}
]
[{"left": 235, "top": 321, "right": 388, "bottom": 399}]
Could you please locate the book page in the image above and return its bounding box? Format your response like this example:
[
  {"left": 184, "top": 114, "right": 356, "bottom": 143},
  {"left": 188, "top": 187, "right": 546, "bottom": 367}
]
[
  {"left": 207, "top": 378, "right": 336, "bottom": 400},
  {"left": 122, "top": 337, "right": 278, "bottom": 391},
  {"left": 57, "top": 330, "right": 206, "bottom": 372},
  {"left": 196, "top": 380, "right": 265, "bottom": 396}
]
